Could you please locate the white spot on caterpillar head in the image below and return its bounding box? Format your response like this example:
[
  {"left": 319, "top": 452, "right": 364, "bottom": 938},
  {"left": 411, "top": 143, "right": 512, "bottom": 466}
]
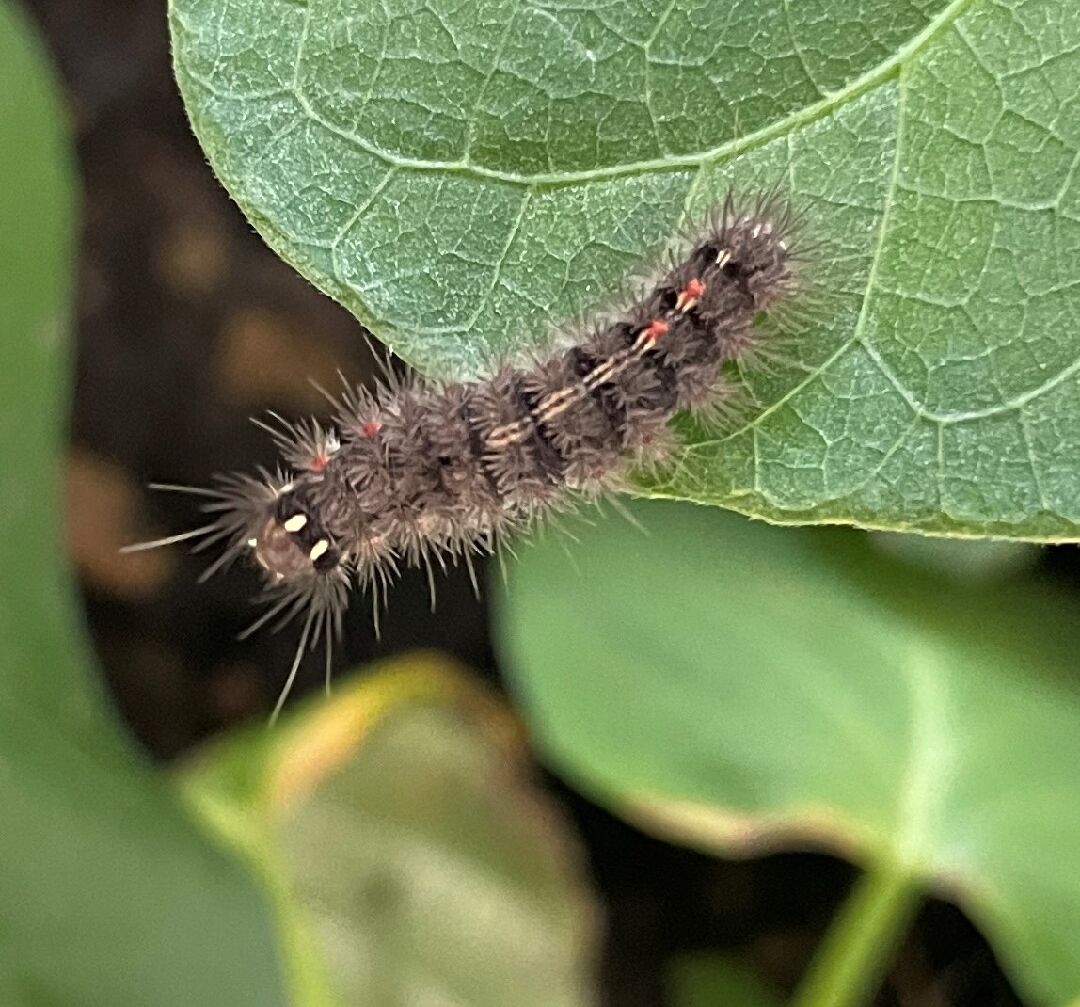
[
  {"left": 247, "top": 537, "right": 258, "bottom": 548},
  {"left": 309, "top": 539, "right": 330, "bottom": 563},
  {"left": 283, "top": 513, "right": 308, "bottom": 533}
]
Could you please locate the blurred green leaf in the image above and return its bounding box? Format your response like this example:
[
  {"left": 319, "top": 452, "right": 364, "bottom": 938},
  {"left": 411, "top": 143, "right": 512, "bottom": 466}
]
[
  {"left": 185, "top": 656, "right": 599, "bottom": 1007},
  {"left": 667, "top": 952, "right": 780, "bottom": 1007},
  {"left": 170, "top": 0, "right": 1080, "bottom": 538},
  {"left": 496, "top": 500, "right": 1080, "bottom": 1004},
  {"left": 869, "top": 532, "right": 1039, "bottom": 584},
  {"left": 0, "top": 5, "right": 286, "bottom": 1003}
]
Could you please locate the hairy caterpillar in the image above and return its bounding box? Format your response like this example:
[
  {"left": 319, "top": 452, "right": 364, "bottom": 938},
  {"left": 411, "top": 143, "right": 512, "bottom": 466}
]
[{"left": 128, "top": 190, "right": 806, "bottom": 720}]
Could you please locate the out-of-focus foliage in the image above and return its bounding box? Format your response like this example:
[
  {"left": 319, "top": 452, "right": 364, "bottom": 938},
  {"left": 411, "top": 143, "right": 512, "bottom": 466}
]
[
  {"left": 497, "top": 500, "right": 1080, "bottom": 1004},
  {"left": 668, "top": 952, "right": 781, "bottom": 1007},
  {"left": 0, "top": 4, "right": 287, "bottom": 1004},
  {"left": 184, "top": 656, "right": 599, "bottom": 1007}
]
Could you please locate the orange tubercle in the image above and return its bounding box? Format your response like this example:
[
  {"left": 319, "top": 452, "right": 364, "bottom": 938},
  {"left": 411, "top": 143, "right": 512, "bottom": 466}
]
[
  {"left": 675, "top": 277, "right": 706, "bottom": 312},
  {"left": 643, "top": 319, "right": 670, "bottom": 343}
]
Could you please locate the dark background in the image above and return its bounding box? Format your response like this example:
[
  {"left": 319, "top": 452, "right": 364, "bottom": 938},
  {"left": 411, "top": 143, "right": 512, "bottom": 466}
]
[{"left": 25, "top": 1, "right": 1038, "bottom": 1003}]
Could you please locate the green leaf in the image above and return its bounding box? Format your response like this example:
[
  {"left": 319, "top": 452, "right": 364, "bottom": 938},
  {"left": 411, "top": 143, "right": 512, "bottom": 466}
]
[
  {"left": 495, "top": 500, "right": 1080, "bottom": 1004},
  {"left": 0, "top": 6, "right": 286, "bottom": 1003},
  {"left": 184, "top": 656, "right": 599, "bottom": 1007},
  {"left": 667, "top": 952, "right": 780, "bottom": 1007},
  {"left": 171, "top": 0, "right": 1080, "bottom": 538}
]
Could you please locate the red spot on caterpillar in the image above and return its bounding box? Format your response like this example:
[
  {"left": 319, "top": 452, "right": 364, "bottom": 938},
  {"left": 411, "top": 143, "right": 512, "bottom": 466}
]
[
  {"left": 643, "top": 319, "right": 669, "bottom": 343},
  {"left": 360, "top": 421, "right": 382, "bottom": 438},
  {"left": 309, "top": 454, "right": 329, "bottom": 472},
  {"left": 676, "top": 277, "right": 706, "bottom": 312}
]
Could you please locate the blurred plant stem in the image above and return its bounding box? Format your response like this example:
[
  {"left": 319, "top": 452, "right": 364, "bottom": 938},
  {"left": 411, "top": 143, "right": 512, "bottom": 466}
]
[{"left": 791, "top": 858, "right": 921, "bottom": 1007}]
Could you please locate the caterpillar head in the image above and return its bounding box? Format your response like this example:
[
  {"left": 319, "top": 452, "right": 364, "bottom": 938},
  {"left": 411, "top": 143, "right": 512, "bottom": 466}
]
[{"left": 249, "top": 485, "right": 342, "bottom": 581}]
